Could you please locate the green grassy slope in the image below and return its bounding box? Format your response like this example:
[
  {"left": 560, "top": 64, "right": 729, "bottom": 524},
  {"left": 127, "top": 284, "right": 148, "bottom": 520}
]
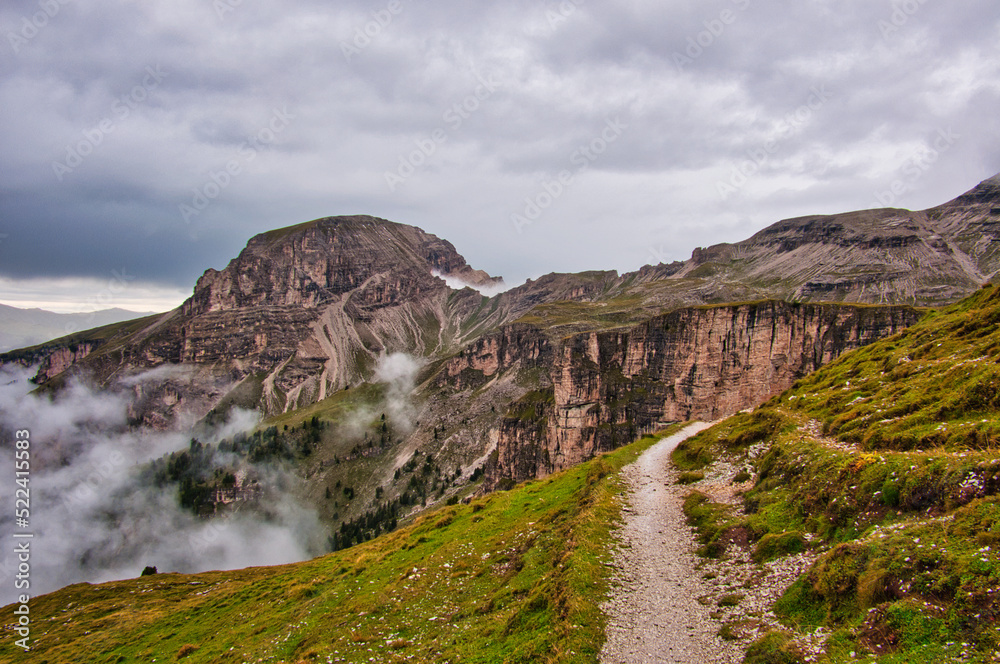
[
  {"left": 0, "top": 426, "right": 684, "bottom": 663},
  {"left": 672, "top": 284, "right": 1000, "bottom": 663}
]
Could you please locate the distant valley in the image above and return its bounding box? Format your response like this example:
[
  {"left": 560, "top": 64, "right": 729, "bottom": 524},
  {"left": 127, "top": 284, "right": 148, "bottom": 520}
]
[{"left": 0, "top": 304, "right": 157, "bottom": 353}]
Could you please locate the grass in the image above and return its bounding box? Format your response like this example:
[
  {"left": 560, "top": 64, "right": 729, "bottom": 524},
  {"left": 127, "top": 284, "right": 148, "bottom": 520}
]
[
  {"left": 783, "top": 283, "right": 1000, "bottom": 452},
  {"left": 512, "top": 295, "right": 651, "bottom": 336},
  {"left": 672, "top": 284, "right": 1000, "bottom": 662},
  {"left": 262, "top": 382, "right": 385, "bottom": 430},
  {"left": 682, "top": 491, "right": 743, "bottom": 559},
  {"left": 0, "top": 313, "right": 163, "bottom": 363},
  {"left": 0, "top": 425, "right": 685, "bottom": 663}
]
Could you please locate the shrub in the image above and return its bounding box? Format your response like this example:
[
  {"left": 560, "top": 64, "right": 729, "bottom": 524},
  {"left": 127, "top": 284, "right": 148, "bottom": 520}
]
[
  {"left": 177, "top": 644, "right": 198, "bottom": 659},
  {"left": 753, "top": 531, "right": 807, "bottom": 563},
  {"left": 744, "top": 631, "right": 804, "bottom": 664},
  {"left": 677, "top": 471, "right": 705, "bottom": 484}
]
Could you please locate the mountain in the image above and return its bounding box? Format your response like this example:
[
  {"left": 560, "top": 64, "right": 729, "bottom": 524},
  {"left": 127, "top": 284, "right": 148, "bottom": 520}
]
[
  {"left": 9, "top": 173, "right": 1000, "bottom": 426},
  {"left": 0, "top": 427, "right": 670, "bottom": 663},
  {"left": 2, "top": 215, "right": 514, "bottom": 427},
  {"left": 648, "top": 173, "right": 1000, "bottom": 305},
  {"left": 0, "top": 304, "right": 156, "bottom": 353},
  {"left": 8, "top": 283, "right": 1000, "bottom": 662},
  {"left": 0, "top": 177, "right": 996, "bottom": 552}
]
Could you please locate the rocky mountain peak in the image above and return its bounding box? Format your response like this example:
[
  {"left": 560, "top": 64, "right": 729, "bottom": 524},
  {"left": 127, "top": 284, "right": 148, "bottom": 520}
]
[
  {"left": 183, "top": 215, "right": 501, "bottom": 315},
  {"left": 942, "top": 172, "right": 1000, "bottom": 208}
]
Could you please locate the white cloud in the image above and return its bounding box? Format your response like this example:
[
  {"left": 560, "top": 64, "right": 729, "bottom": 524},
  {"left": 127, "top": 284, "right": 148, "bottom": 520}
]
[{"left": 0, "top": 365, "right": 322, "bottom": 604}]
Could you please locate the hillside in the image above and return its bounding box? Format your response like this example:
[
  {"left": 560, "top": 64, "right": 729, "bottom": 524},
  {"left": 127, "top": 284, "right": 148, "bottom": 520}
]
[
  {"left": 672, "top": 283, "right": 1000, "bottom": 662},
  {"left": 0, "top": 176, "right": 998, "bottom": 631},
  {"left": 0, "top": 425, "right": 686, "bottom": 663},
  {"left": 7, "top": 284, "right": 1000, "bottom": 662}
]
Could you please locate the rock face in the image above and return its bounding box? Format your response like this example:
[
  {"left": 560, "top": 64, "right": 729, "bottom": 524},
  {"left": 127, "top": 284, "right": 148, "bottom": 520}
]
[
  {"left": 9, "top": 216, "right": 509, "bottom": 426},
  {"left": 183, "top": 217, "right": 498, "bottom": 315},
  {"left": 2, "top": 175, "right": 996, "bottom": 469},
  {"left": 483, "top": 301, "right": 923, "bottom": 488},
  {"left": 657, "top": 176, "right": 1000, "bottom": 306},
  {"left": 36, "top": 342, "right": 98, "bottom": 383}
]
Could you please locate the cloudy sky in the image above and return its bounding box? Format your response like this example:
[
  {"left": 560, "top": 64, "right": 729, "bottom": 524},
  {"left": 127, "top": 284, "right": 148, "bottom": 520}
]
[{"left": 1, "top": 0, "right": 998, "bottom": 313}]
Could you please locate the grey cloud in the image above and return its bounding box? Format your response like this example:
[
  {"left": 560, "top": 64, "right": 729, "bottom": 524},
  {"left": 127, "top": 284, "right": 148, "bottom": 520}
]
[{"left": 1, "top": 0, "right": 998, "bottom": 298}]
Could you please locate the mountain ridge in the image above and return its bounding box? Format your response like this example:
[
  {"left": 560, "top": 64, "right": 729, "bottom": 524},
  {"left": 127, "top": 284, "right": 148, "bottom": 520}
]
[
  {"left": 8, "top": 284, "right": 1000, "bottom": 661},
  {"left": 0, "top": 175, "right": 996, "bottom": 545},
  {"left": 0, "top": 304, "right": 156, "bottom": 353}
]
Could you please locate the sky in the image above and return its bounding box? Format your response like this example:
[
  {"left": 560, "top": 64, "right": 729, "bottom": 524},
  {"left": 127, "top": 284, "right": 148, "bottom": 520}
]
[{"left": 1, "top": 0, "right": 999, "bottom": 313}]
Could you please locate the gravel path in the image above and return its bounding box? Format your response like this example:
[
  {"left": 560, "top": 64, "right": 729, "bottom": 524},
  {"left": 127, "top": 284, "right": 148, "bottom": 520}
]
[{"left": 600, "top": 422, "right": 742, "bottom": 664}]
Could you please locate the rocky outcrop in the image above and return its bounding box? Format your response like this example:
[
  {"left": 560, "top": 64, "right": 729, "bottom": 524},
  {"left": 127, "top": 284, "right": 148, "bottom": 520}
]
[
  {"left": 36, "top": 342, "right": 98, "bottom": 383},
  {"left": 652, "top": 176, "right": 1000, "bottom": 307},
  {"left": 4, "top": 174, "right": 998, "bottom": 437},
  {"left": 485, "top": 300, "right": 923, "bottom": 488},
  {"left": 182, "top": 216, "right": 493, "bottom": 316},
  {"left": 438, "top": 324, "right": 554, "bottom": 390},
  {"left": 3, "top": 216, "right": 509, "bottom": 427}
]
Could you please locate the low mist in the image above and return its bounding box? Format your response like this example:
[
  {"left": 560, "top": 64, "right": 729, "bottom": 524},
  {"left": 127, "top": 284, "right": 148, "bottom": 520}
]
[
  {"left": 430, "top": 270, "right": 513, "bottom": 298},
  {"left": 373, "top": 352, "right": 422, "bottom": 434},
  {"left": 0, "top": 365, "right": 325, "bottom": 606}
]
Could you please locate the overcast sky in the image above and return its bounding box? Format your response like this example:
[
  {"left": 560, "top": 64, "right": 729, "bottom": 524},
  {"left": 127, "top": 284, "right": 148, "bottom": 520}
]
[{"left": 1, "top": 0, "right": 998, "bottom": 313}]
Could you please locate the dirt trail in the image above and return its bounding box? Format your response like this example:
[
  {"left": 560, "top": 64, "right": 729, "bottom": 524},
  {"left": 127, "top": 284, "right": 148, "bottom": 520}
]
[{"left": 600, "top": 422, "right": 742, "bottom": 664}]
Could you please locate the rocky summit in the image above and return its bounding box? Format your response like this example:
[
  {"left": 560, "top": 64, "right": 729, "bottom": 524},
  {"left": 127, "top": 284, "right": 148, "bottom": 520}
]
[
  {"left": 0, "top": 176, "right": 997, "bottom": 542},
  {"left": 3, "top": 174, "right": 1000, "bottom": 663},
  {"left": 4, "top": 176, "right": 997, "bottom": 432}
]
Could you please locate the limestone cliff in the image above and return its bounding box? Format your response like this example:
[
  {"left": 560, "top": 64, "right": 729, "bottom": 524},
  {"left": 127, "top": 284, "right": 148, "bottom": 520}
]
[
  {"left": 484, "top": 300, "right": 923, "bottom": 488},
  {"left": 3, "top": 175, "right": 996, "bottom": 447}
]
